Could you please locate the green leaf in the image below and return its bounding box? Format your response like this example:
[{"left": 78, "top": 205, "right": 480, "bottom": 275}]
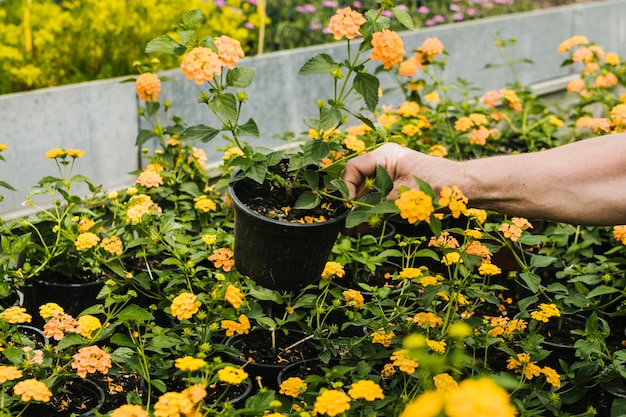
[
  {"left": 518, "top": 271, "right": 542, "bottom": 293},
  {"left": 302, "top": 139, "right": 330, "bottom": 163},
  {"left": 235, "top": 118, "right": 260, "bottom": 138},
  {"left": 208, "top": 93, "right": 238, "bottom": 122},
  {"left": 319, "top": 107, "right": 343, "bottom": 131},
  {"left": 227, "top": 67, "right": 256, "bottom": 88},
  {"left": 145, "top": 35, "right": 186, "bottom": 56},
  {"left": 150, "top": 335, "right": 181, "bottom": 349},
  {"left": 255, "top": 317, "right": 278, "bottom": 329},
  {"left": 331, "top": 178, "right": 349, "bottom": 198},
  {"left": 586, "top": 285, "right": 619, "bottom": 298},
  {"left": 529, "top": 255, "right": 557, "bottom": 268},
  {"left": 294, "top": 191, "right": 321, "bottom": 209},
  {"left": 135, "top": 129, "right": 155, "bottom": 146},
  {"left": 245, "top": 161, "right": 268, "bottom": 184},
  {"left": 298, "top": 53, "right": 338, "bottom": 75},
  {"left": 179, "top": 124, "right": 220, "bottom": 143},
  {"left": 353, "top": 72, "right": 379, "bottom": 112},
  {"left": 345, "top": 207, "right": 371, "bottom": 228},
  {"left": 116, "top": 305, "right": 154, "bottom": 322},
  {"left": 182, "top": 9, "right": 204, "bottom": 29},
  {"left": 302, "top": 169, "right": 319, "bottom": 189},
  {"left": 392, "top": 7, "right": 415, "bottom": 30},
  {"left": 56, "top": 333, "right": 86, "bottom": 351},
  {"left": 374, "top": 165, "right": 393, "bottom": 197},
  {"left": 248, "top": 286, "right": 283, "bottom": 302}
]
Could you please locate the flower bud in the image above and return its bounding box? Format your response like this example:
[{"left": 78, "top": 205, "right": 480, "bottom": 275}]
[{"left": 236, "top": 91, "right": 248, "bottom": 102}]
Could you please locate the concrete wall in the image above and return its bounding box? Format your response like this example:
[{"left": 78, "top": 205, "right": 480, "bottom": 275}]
[{"left": 2, "top": 0, "right": 625, "bottom": 219}]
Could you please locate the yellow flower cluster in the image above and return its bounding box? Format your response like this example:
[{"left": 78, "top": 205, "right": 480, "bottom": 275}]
[
  {"left": 394, "top": 189, "right": 434, "bottom": 224},
  {"left": 0, "top": 306, "right": 32, "bottom": 324},
  {"left": 530, "top": 303, "right": 561, "bottom": 322},
  {"left": 279, "top": 376, "right": 308, "bottom": 398},
  {"left": 321, "top": 261, "right": 345, "bottom": 279},
  {"left": 154, "top": 384, "right": 206, "bottom": 417},
  {"left": 411, "top": 312, "right": 443, "bottom": 328},
  {"left": 390, "top": 349, "right": 418, "bottom": 374},
  {"left": 0, "top": 365, "right": 22, "bottom": 383},
  {"left": 13, "top": 378, "right": 52, "bottom": 403},
  {"left": 44, "top": 147, "right": 85, "bottom": 159},
  {"left": 313, "top": 389, "right": 351, "bottom": 417},
  {"left": 506, "top": 353, "right": 560, "bottom": 388},
  {"left": 487, "top": 316, "right": 527, "bottom": 338},
  {"left": 342, "top": 289, "right": 364, "bottom": 308},
  {"left": 194, "top": 195, "right": 217, "bottom": 212},
  {"left": 439, "top": 186, "right": 469, "bottom": 218},
  {"left": 217, "top": 365, "right": 248, "bottom": 385},
  {"left": 401, "top": 377, "right": 516, "bottom": 417},
  {"left": 77, "top": 314, "right": 102, "bottom": 338},
  {"left": 170, "top": 292, "right": 202, "bottom": 321},
  {"left": 100, "top": 236, "right": 123, "bottom": 255},
  {"left": 347, "top": 379, "right": 384, "bottom": 401},
  {"left": 224, "top": 284, "right": 244, "bottom": 309},
  {"left": 398, "top": 267, "right": 423, "bottom": 280},
  {"left": 614, "top": 225, "right": 626, "bottom": 245},
  {"left": 371, "top": 329, "right": 395, "bottom": 347},
  {"left": 75, "top": 232, "right": 100, "bottom": 251},
  {"left": 126, "top": 194, "right": 161, "bottom": 224},
  {"left": 220, "top": 314, "right": 250, "bottom": 337},
  {"left": 175, "top": 356, "right": 207, "bottom": 372}
]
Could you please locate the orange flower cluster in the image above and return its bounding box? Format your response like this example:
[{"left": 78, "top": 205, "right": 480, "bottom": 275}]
[
  {"left": 188, "top": 146, "right": 208, "bottom": 169},
  {"left": 135, "top": 72, "right": 161, "bottom": 103},
  {"left": 343, "top": 134, "right": 365, "bottom": 153},
  {"left": 557, "top": 35, "right": 589, "bottom": 54},
  {"left": 71, "top": 345, "right": 112, "bottom": 378},
  {"left": 136, "top": 169, "right": 163, "bottom": 189},
  {"left": 575, "top": 116, "right": 612, "bottom": 134},
  {"left": 390, "top": 349, "right": 418, "bottom": 374},
  {"left": 371, "top": 29, "right": 405, "bottom": 70},
  {"left": 328, "top": 7, "right": 366, "bottom": 40},
  {"left": 0, "top": 365, "right": 22, "bottom": 383},
  {"left": 208, "top": 247, "right": 235, "bottom": 272},
  {"left": 439, "top": 186, "right": 469, "bottom": 218},
  {"left": 417, "top": 37, "right": 445, "bottom": 62},
  {"left": 321, "top": 261, "right": 345, "bottom": 279},
  {"left": 43, "top": 311, "right": 81, "bottom": 341},
  {"left": 411, "top": 312, "right": 443, "bottom": 328},
  {"left": 343, "top": 289, "right": 364, "bottom": 308},
  {"left": 498, "top": 217, "right": 532, "bottom": 242},
  {"left": 614, "top": 225, "right": 626, "bottom": 245},
  {"left": 181, "top": 36, "right": 243, "bottom": 85},
  {"left": 110, "top": 404, "right": 150, "bottom": 417},
  {"left": 153, "top": 384, "right": 206, "bottom": 417}
]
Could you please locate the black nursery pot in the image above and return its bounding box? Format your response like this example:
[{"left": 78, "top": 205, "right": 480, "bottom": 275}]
[{"left": 229, "top": 178, "right": 349, "bottom": 292}]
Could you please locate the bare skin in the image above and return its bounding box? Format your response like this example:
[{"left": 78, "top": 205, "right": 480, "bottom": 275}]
[{"left": 342, "top": 134, "right": 626, "bottom": 226}]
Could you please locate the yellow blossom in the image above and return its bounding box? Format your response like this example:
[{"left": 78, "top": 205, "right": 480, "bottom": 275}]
[
  {"left": 433, "top": 373, "right": 458, "bottom": 391},
  {"left": 348, "top": 380, "right": 384, "bottom": 401},
  {"left": 322, "top": 261, "right": 345, "bottom": 279},
  {"left": 398, "top": 267, "right": 422, "bottom": 280},
  {"left": 0, "top": 306, "right": 32, "bottom": 324},
  {"left": 280, "top": 377, "right": 308, "bottom": 398},
  {"left": 75, "top": 232, "right": 100, "bottom": 251},
  {"left": 39, "top": 302, "right": 64, "bottom": 319},
  {"left": 224, "top": 284, "right": 243, "bottom": 309},
  {"left": 395, "top": 188, "right": 434, "bottom": 224},
  {"left": 390, "top": 349, "right": 418, "bottom": 374},
  {"left": 170, "top": 292, "right": 202, "bottom": 321},
  {"left": 217, "top": 365, "right": 248, "bottom": 385},
  {"left": 439, "top": 185, "right": 469, "bottom": 218},
  {"left": 530, "top": 303, "right": 561, "bottom": 322},
  {"left": 77, "top": 315, "right": 102, "bottom": 338},
  {"left": 343, "top": 289, "right": 364, "bottom": 308},
  {"left": 313, "top": 389, "right": 351, "bottom": 417},
  {"left": 110, "top": 404, "right": 150, "bottom": 417},
  {"left": 202, "top": 234, "right": 217, "bottom": 245},
  {"left": 426, "top": 339, "right": 446, "bottom": 354},
  {"left": 0, "top": 365, "right": 22, "bottom": 383},
  {"left": 175, "top": 356, "right": 207, "bottom": 372},
  {"left": 445, "top": 378, "right": 517, "bottom": 417},
  {"left": 14, "top": 379, "right": 52, "bottom": 403},
  {"left": 371, "top": 329, "right": 395, "bottom": 347}
]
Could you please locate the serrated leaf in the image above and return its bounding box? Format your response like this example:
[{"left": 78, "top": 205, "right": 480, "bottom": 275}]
[
  {"left": 519, "top": 271, "right": 542, "bottom": 293},
  {"left": 586, "top": 285, "right": 619, "bottom": 298},
  {"left": 245, "top": 162, "right": 268, "bottom": 184},
  {"left": 392, "top": 7, "right": 415, "bottom": 30},
  {"left": 227, "top": 67, "right": 256, "bottom": 88},
  {"left": 208, "top": 93, "right": 238, "bottom": 122},
  {"left": 135, "top": 129, "right": 155, "bottom": 146},
  {"left": 353, "top": 72, "right": 379, "bottom": 112},
  {"left": 302, "top": 169, "right": 319, "bottom": 189},
  {"left": 178, "top": 124, "right": 220, "bottom": 143},
  {"left": 182, "top": 9, "right": 203, "bottom": 28},
  {"left": 294, "top": 191, "right": 321, "bottom": 209},
  {"left": 374, "top": 165, "right": 393, "bottom": 196},
  {"left": 298, "top": 53, "right": 338, "bottom": 75},
  {"left": 236, "top": 118, "right": 260, "bottom": 138},
  {"left": 116, "top": 305, "right": 154, "bottom": 322},
  {"left": 302, "top": 139, "right": 330, "bottom": 163},
  {"left": 320, "top": 107, "right": 342, "bottom": 131},
  {"left": 145, "top": 35, "right": 186, "bottom": 56},
  {"left": 529, "top": 254, "right": 557, "bottom": 268},
  {"left": 331, "top": 178, "right": 349, "bottom": 198},
  {"left": 345, "top": 207, "right": 371, "bottom": 228}
]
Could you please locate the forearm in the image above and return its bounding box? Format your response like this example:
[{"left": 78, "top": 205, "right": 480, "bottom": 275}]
[{"left": 455, "top": 134, "right": 626, "bottom": 225}]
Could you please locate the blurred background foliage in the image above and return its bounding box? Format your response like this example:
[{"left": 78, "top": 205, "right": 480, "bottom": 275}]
[{"left": 0, "top": 0, "right": 551, "bottom": 94}]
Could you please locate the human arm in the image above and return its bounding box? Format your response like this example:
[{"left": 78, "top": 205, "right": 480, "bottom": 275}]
[{"left": 342, "top": 134, "right": 626, "bottom": 226}]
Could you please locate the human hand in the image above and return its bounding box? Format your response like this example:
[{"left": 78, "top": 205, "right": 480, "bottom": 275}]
[{"left": 342, "top": 143, "right": 425, "bottom": 200}]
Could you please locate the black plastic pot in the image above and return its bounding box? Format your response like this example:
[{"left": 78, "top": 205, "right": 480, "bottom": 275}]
[{"left": 229, "top": 177, "right": 349, "bottom": 292}]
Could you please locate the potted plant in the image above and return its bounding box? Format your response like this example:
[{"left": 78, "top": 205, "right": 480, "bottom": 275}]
[{"left": 139, "top": 5, "right": 418, "bottom": 292}]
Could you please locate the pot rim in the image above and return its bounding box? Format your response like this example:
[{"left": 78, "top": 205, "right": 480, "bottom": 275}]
[{"left": 228, "top": 176, "right": 350, "bottom": 229}]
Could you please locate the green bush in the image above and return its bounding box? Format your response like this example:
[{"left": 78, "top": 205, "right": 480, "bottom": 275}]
[
  {"left": 0, "top": 0, "right": 256, "bottom": 94},
  {"left": 0, "top": 0, "right": 541, "bottom": 95}
]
